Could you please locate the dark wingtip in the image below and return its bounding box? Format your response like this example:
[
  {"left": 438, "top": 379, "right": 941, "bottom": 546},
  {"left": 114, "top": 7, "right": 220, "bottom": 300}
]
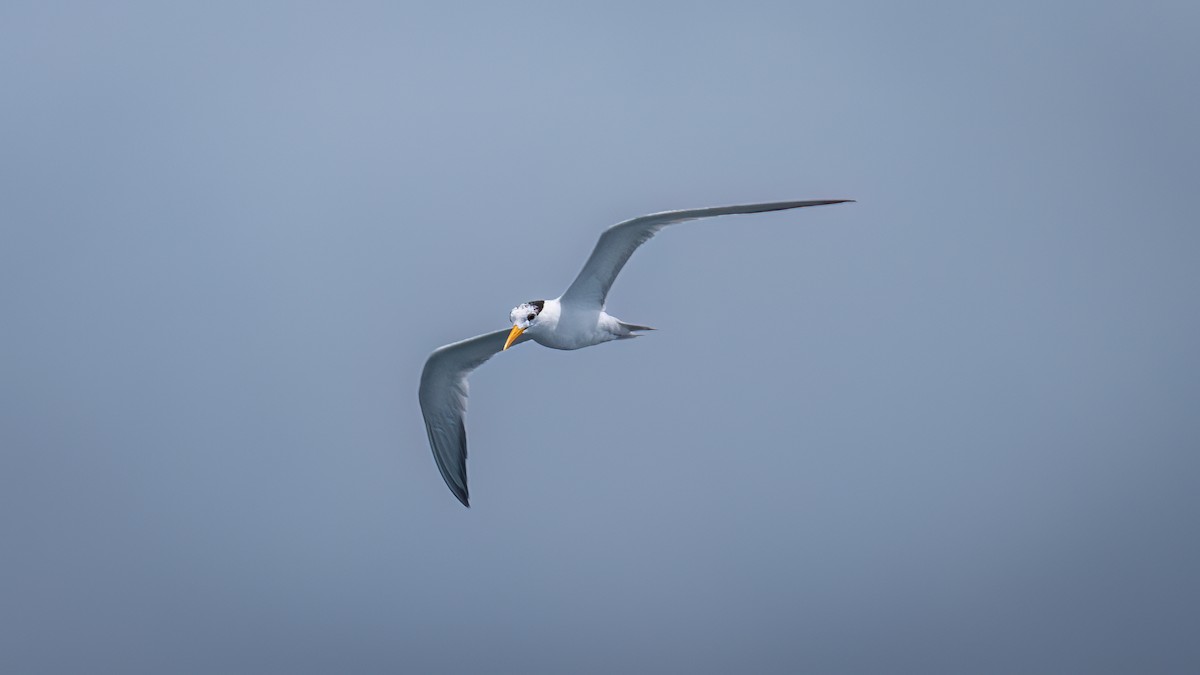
[{"left": 446, "top": 483, "right": 470, "bottom": 508}]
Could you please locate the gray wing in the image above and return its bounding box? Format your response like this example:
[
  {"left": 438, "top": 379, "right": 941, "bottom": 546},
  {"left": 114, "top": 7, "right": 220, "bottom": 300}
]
[
  {"left": 419, "top": 328, "right": 532, "bottom": 507},
  {"left": 559, "top": 200, "right": 852, "bottom": 309}
]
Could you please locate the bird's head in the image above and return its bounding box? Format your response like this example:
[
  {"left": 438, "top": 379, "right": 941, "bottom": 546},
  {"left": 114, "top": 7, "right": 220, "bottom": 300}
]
[{"left": 504, "top": 300, "right": 545, "bottom": 350}]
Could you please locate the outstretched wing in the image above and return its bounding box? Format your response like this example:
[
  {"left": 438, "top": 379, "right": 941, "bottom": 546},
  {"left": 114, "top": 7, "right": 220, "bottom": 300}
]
[
  {"left": 560, "top": 200, "right": 852, "bottom": 309},
  {"left": 419, "top": 328, "right": 531, "bottom": 507}
]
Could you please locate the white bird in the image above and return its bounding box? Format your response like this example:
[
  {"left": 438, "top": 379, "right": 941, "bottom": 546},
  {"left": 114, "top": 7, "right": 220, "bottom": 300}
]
[{"left": 419, "top": 199, "right": 852, "bottom": 506}]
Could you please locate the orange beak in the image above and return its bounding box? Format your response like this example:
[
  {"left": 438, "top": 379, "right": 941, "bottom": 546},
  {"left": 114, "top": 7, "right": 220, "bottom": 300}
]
[{"left": 503, "top": 325, "right": 525, "bottom": 351}]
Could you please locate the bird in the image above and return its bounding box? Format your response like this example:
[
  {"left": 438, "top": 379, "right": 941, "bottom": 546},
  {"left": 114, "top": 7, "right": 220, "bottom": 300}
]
[{"left": 419, "top": 199, "right": 853, "bottom": 506}]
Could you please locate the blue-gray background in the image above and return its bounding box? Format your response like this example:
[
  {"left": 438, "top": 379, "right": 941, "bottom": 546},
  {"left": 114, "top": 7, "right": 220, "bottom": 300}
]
[{"left": 3, "top": 2, "right": 1198, "bottom": 673}]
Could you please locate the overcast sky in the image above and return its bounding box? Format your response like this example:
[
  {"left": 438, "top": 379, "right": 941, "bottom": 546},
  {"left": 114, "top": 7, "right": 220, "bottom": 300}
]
[{"left": 2, "top": 1, "right": 1198, "bottom": 673}]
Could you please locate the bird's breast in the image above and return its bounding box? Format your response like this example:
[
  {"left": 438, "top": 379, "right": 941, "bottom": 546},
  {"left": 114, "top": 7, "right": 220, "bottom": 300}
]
[{"left": 531, "top": 310, "right": 615, "bottom": 351}]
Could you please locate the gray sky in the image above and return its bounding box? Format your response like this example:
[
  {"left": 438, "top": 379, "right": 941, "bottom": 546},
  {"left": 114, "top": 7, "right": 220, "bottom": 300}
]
[{"left": 2, "top": 1, "right": 1198, "bottom": 673}]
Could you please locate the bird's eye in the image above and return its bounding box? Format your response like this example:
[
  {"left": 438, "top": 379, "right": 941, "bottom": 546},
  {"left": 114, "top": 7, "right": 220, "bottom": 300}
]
[{"left": 526, "top": 314, "right": 535, "bottom": 321}]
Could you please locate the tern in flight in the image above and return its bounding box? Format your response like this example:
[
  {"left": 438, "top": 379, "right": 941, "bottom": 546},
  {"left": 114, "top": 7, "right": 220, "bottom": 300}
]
[{"left": 419, "top": 199, "right": 852, "bottom": 506}]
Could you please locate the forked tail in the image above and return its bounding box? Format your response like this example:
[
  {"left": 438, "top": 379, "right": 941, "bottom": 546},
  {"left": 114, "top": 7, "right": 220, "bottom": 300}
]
[{"left": 618, "top": 321, "right": 656, "bottom": 334}]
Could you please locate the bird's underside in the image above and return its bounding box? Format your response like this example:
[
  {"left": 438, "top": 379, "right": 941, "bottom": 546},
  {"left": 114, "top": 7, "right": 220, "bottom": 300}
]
[{"left": 419, "top": 198, "right": 852, "bottom": 506}]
